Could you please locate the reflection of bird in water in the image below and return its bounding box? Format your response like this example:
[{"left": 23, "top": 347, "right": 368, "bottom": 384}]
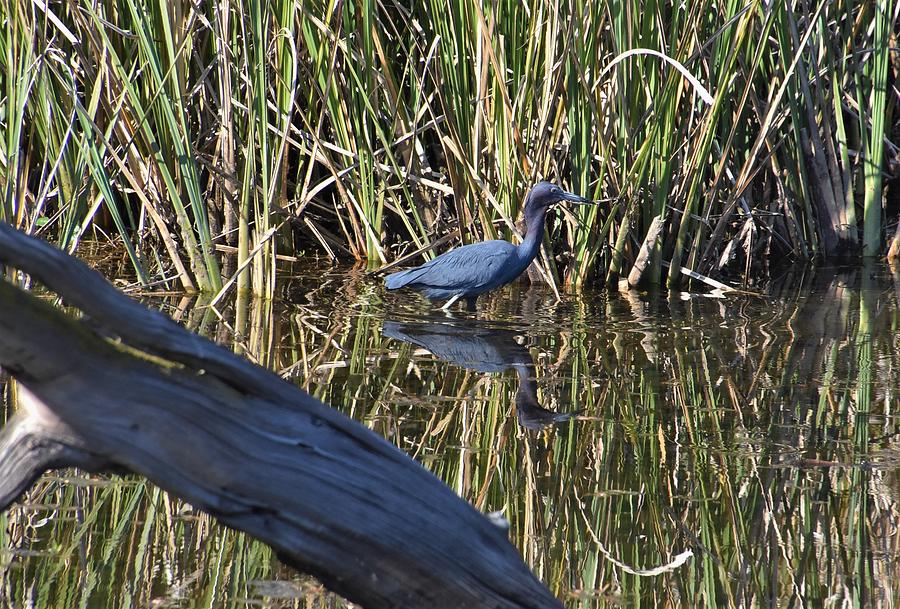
[
  {"left": 382, "top": 318, "right": 578, "bottom": 430},
  {"left": 509, "top": 363, "right": 578, "bottom": 430},
  {"left": 384, "top": 182, "right": 593, "bottom": 311}
]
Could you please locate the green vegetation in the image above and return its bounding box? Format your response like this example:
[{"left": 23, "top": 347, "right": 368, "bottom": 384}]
[{"left": 1, "top": 0, "right": 897, "bottom": 294}]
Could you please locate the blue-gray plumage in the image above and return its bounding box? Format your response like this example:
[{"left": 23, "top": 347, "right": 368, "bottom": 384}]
[{"left": 385, "top": 182, "right": 592, "bottom": 310}]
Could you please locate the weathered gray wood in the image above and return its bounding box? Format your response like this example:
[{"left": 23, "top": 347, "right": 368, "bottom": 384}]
[
  {"left": 624, "top": 214, "right": 665, "bottom": 289},
  {"left": 0, "top": 394, "right": 112, "bottom": 509},
  {"left": 0, "top": 222, "right": 563, "bottom": 609}
]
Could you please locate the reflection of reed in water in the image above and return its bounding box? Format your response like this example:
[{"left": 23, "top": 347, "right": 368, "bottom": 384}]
[{"left": 381, "top": 319, "right": 577, "bottom": 429}]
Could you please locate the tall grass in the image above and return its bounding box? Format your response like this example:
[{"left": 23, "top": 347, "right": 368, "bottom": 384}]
[{"left": 0, "top": 0, "right": 897, "bottom": 293}]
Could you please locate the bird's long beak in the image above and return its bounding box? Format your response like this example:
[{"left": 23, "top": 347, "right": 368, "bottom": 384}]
[{"left": 559, "top": 191, "right": 594, "bottom": 205}]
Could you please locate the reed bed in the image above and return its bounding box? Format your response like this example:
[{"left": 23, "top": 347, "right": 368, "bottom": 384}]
[{"left": 0, "top": 0, "right": 897, "bottom": 294}]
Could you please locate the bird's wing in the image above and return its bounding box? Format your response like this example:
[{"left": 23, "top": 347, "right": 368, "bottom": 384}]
[{"left": 396, "top": 241, "right": 517, "bottom": 291}]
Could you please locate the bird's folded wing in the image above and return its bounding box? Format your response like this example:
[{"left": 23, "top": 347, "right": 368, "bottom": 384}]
[{"left": 402, "top": 242, "right": 516, "bottom": 290}]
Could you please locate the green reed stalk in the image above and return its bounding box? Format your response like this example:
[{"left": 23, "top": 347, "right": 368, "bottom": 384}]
[
  {"left": 74, "top": 104, "right": 150, "bottom": 284},
  {"left": 667, "top": 3, "right": 755, "bottom": 288},
  {"left": 861, "top": 0, "right": 894, "bottom": 255},
  {"left": 126, "top": 0, "right": 221, "bottom": 289},
  {"left": 247, "top": 0, "right": 271, "bottom": 295},
  {"left": 1, "top": 0, "right": 34, "bottom": 227},
  {"left": 26, "top": 54, "right": 86, "bottom": 249}
]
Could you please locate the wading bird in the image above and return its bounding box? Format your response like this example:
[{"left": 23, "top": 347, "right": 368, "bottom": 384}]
[{"left": 385, "top": 182, "right": 593, "bottom": 310}]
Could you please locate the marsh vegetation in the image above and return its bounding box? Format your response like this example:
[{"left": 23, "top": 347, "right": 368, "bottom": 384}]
[{"left": 1, "top": 0, "right": 898, "bottom": 294}]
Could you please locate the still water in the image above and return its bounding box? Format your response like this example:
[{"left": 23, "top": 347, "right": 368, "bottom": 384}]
[{"left": 2, "top": 262, "right": 900, "bottom": 608}]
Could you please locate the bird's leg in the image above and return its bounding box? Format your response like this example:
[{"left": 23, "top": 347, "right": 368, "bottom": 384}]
[
  {"left": 465, "top": 297, "right": 477, "bottom": 312},
  {"left": 440, "top": 294, "right": 461, "bottom": 310}
]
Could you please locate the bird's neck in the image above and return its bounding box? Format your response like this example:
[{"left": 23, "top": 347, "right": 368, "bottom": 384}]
[{"left": 517, "top": 212, "right": 546, "bottom": 264}]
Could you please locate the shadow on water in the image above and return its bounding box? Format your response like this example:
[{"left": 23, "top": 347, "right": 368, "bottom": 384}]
[
  {"left": 382, "top": 316, "right": 578, "bottom": 429},
  {"left": 3, "top": 260, "right": 900, "bottom": 607}
]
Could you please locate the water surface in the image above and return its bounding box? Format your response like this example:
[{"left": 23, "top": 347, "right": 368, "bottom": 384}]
[{"left": 3, "top": 262, "right": 900, "bottom": 608}]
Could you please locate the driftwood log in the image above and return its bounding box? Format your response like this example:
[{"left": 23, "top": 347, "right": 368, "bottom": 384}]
[{"left": 0, "top": 222, "right": 563, "bottom": 609}]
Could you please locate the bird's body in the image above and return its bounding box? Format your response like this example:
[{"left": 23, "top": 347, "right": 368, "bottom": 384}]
[
  {"left": 385, "top": 182, "right": 591, "bottom": 310},
  {"left": 385, "top": 239, "right": 531, "bottom": 303}
]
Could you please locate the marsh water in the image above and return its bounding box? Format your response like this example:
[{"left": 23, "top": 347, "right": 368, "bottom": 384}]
[{"left": 3, "top": 262, "right": 900, "bottom": 608}]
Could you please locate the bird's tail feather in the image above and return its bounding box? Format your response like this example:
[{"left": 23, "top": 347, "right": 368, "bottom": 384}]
[{"left": 385, "top": 268, "right": 413, "bottom": 289}]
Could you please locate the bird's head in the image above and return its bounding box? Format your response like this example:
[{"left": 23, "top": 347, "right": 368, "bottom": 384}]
[{"left": 523, "top": 182, "right": 592, "bottom": 222}]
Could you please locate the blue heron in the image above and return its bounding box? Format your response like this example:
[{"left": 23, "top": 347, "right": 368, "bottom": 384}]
[{"left": 384, "top": 182, "right": 592, "bottom": 310}]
